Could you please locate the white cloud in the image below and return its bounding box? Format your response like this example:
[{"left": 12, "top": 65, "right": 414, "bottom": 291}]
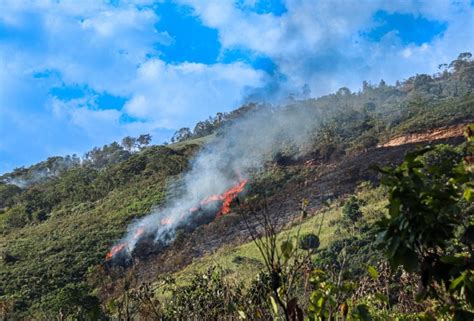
[
  {"left": 1, "top": 0, "right": 473, "bottom": 172},
  {"left": 0, "top": 0, "right": 170, "bottom": 98},
  {"left": 124, "top": 59, "right": 266, "bottom": 127},
  {"left": 0, "top": 0, "right": 266, "bottom": 126},
  {"left": 50, "top": 96, "right": 122, "bottom": 138},
  {"left": 0, "top": 0, "right": 269, "bottom": 172},
  {"left": 180, "top": 0, "right": 474, "bottom": 95}
]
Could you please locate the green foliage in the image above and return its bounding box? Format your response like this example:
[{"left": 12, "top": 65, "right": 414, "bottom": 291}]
[
  {"left": 170, "top": 104, "right": 265, "bottom": 143},
  {"left": 299, "top": 233, "right": 320, "bottom": 251},
  {"left": 0, "top": 144, "right": 194, "bottom": 318},
  {"left": 376, "top": 144, "right": 471, "bottom": 270},
  {"left": 376, "top": 134, "right": 474, "bottom": 318},
  {"left": 3, "top": 204, "right": 30, "bottom": 228},
  {"left": 165, "top": 267, "right": 242, "bottom": 320},
  {"left": 342, "top": 196, "right": 363, "bottom": 224},
  {"left": 0, "top": 183, "right": 22, "bottom": 209},
  {"left": 85, "top": 141, "right": 130, "bottom": 169},
  {"left": 306, "top": 270, "right": 340, "bottom": 320},
  {"left": 35, "top": 283, "right": 102, "bottom": 320}
]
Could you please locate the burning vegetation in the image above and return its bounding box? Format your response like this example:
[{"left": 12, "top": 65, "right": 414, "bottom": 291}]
[{"left": 106, "top": 178, "right": 247, "bottom": 261}]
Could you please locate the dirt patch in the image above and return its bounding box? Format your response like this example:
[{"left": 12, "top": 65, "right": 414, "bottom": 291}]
[{"left": 378, "top": 123, "right": 467, "bottom": 148}]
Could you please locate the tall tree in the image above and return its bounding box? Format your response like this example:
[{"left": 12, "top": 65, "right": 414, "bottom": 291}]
[
  {"left": 121, "top": 136, "right": 136, "bottom": 151},
  {"left": 137, "top": 134, "right": 152, "bottom": 149},
  {"left": 171, "top": 128, "right": 192, "bottom": 143}
]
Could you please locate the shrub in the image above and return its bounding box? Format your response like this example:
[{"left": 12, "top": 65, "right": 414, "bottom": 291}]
[
  {"left": 342, "top": 196, "right": 363, "bottom": 224},
  {"left": 299, "top": 233, "right": 320, "bottom": 251}
]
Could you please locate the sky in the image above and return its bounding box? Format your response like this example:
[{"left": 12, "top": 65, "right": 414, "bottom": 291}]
[{"left": 0, "top": 0, "right": 473, "bottom": 174}]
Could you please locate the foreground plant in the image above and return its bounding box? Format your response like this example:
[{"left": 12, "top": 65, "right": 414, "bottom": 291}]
[{"left": 376, "top": 124, "right": 474, "bottom": 319}]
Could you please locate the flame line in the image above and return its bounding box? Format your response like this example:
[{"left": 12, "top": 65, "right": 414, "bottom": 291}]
[{"left": 105, "top": 179, "right": 247, "bottom": 260}]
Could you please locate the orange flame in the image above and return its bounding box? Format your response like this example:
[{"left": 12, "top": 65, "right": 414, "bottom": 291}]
[
  {"left": 160, "top": 218, "right": 173, "bottom": 225},
  {"left": 217, "top": 179, "right": 247, "bottom": 216},
  {"left": 105, "top": 179, "right": 247, "bottom": 260},
  {"left": 196, "top": 178, "right": 247, "bottom": 216},
  {"left": 105, "top": 243, "right": 127, "bottom": 260},
  {"left": 105, "top": 227, "right": 144, "bottom": 260},
  {"left": 133, "top": 228, "right": 144, "bottom": 239}
]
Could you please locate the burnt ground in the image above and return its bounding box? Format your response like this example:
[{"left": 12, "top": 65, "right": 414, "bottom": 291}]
[{"left": 100, "top": 135, "right": 464, "bottom": 297}]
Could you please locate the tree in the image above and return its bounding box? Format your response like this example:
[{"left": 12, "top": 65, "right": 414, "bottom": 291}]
[
  {"left": 336, "top": 87, "right": 351, "bottom": 96},
  {"left": 299, "top": 233, "right": 320, "bottom": 251},
  {"left": 362, "top": 81, "right": 371, "bottom": 92},
  {"left": 301, "top": 84, "right": 311, "bottom": 98},
  {"left": 137, "top": 134, "right": 152, "bottom": 149},
  {"left": 193, "top": 120, "right": 214, "bottom": 137},
  {"left": 47, "top": 283, "right": 102, "bottom": 320},
  {"left": 84, "top": 142, "right": 129, "bottom": 168},
  {"left": 449, "top": 52, "right": 473, "bottom": 72},
  {"left": 171, "top": 128, "right": 192, "bottom": 143},
  {"left": 121, "top": 136, "right": 136, "bottom": 151},
  {"left": 412, "top": 74, "right": 433, "bottom": 90},
  {"left": 0, "top": 183, "right": 22, "bottom": 208},
  {"left": 363, "top": 102, "right": 376, "bottom": 113}
]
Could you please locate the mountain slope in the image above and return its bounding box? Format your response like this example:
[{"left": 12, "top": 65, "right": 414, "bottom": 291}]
[{"left": 1, "top": 54, "right": 473, "bottom": 318}]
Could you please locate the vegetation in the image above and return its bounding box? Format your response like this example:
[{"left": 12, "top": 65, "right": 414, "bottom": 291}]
[
  {"left": 0, "top": 54, "right": 472, "bottom": 319},
  {"left": 95, "top": 127, "right": 473, "bottom": 320},
  {"left": 0, "top": 144, "right": 199, "bottom": 318}
]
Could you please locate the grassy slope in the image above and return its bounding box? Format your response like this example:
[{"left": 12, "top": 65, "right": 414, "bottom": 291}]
[
  {"left": 168, "top": 134, "right": 214, "bottom": 151},
  {"left": 0, "top": 145, "right": 199, "bottom": 312},
  {"left": 384, "top": 96, "right": 474, "bottom": 138},
  {"left": 1, "top": 93, "right": 471, "bottom": 316},
  {"left": 172, "top": 186, "right": 388, "bottom": 286}
]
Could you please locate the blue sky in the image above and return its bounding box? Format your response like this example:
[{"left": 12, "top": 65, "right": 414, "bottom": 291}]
[{"left": 0, "top": 0, "right": 473, "bottom": 174}]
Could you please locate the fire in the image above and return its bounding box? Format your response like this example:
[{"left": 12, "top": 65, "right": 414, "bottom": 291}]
[
  {"left": 105, "top": 243, "right": 126, "bottom": 260},
  {"left": 182, "top": 178, "right": 248, "bottom": 216},
  {"left": 160, "top": 218, "right": 173, "bottom": 225},
  {"left": 105, "top": 227, "right": 144, "bottom": 260},
  {"left": 105, "top": 178, "right": 247, "bottom": 260},
  {"left": 198, "top": 178, "right": 248, "bottom": 216},
  {"left": 133, "top": 228, "right": 144, "bottom": 239},
  {"left": 189, "top": 206, "right": 199, "bottom": 213},
  {"left": 200, "top": 194, "right": 222, "bottom": 204},
  {"left": 217, "top": 179, "right": 247, "bottom": 216}
]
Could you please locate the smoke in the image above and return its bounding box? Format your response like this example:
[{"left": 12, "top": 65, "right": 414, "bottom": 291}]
[
  {"left": 1, "top": 168, "right": 69, "bottom": 188},
  {"left": 2, "top": 169, "right": 52, "bottom": 188},
  {"left": 1, "top": 157, "right": 82, "bottom": 188},
  {"left": 112, "top": 102, "right": 322, "bottom": 258}
]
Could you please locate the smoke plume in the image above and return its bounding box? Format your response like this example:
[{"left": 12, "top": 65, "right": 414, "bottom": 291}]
[{"left": 108, "top": 103, "right": 322, "bottom": 259}]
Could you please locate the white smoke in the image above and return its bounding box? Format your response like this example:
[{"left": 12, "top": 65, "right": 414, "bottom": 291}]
[
  {"left": 1, "top": 168, "right": 64, "bottom": 188},
  {"left": 1, "top": 157, "right": 83, "bottom": 188},
  {"left": 114, "top": 102, "right": 323, "bottom": 257}
]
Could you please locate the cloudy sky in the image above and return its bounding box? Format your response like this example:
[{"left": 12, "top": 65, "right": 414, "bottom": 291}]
[{"left": 0, "top": 0, "right": 473, "bottom": 173}]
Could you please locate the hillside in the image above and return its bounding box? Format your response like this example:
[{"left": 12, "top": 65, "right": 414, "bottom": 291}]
[{"left": 1, "top": 54, "right": 473, "bottom": 319}]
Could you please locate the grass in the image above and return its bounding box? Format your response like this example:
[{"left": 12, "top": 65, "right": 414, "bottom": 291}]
[
  {"left": 0, "top": 146, "right": 193, "bottom": 315},
  {"left": 172, "top": 205, "right": 341, "bottom": 286},
  {"left": 168, "top": 134, "right": 214, "bottom": 151},
  {"left": 169, "top": 184, "right": 388, "bottom": 287},
  {"left": 390, "top": 96, "right": 474, "bottom": 136}
]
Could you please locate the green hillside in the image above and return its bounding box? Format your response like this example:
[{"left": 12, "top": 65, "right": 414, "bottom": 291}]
[{"left": 1, "top": 54, "right": 473, "bottom": 319}]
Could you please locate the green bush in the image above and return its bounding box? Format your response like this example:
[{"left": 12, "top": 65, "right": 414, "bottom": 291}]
[
  {"left": 342, "top": 196, "right": 363, "bottom": 224},
  {"left": 299, "top": 233, "right": 320, "bottom": 251},
  {"left": 376, "top": 136, "right": 474, "bottom": 318}
]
